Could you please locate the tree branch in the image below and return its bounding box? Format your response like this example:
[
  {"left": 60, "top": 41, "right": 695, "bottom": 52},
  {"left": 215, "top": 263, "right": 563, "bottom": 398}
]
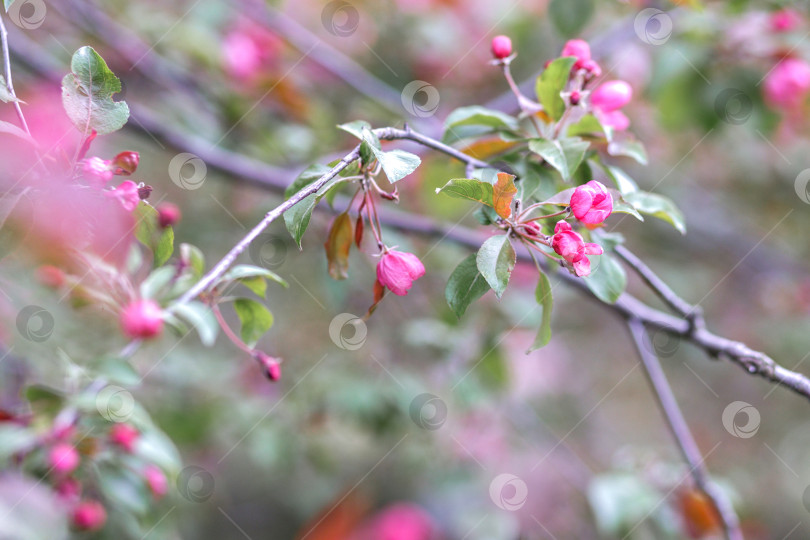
[
  {"left": 0, "top": 14, "right": 30, "bottom": 135},
  {"left": 627, "top": 318, "right": 742, "bottom": 540}
]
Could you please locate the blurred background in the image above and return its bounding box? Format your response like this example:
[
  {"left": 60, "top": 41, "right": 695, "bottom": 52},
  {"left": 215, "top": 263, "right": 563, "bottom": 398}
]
[{"left": 2, "top": 0, "right": 810, "bottom": 538}]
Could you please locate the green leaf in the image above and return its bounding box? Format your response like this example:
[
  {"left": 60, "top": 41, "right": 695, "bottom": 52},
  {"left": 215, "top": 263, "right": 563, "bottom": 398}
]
[
  {"left": 61, "top": 46, "right": 129, "bottom": 135},
  {"left": 234, "top": 298, "right": 274, "bottom": 347},
  {"left": 323, "top": 212, "right": 353, "bottom": 280},
  {"left": 567, "top": 114, "right": 610, "bottom": 139},
  {"left": 528, "top": 272, "right": 553, "bottom": 352},
  {"left": 607, "top": 135, "right": 648, "bottom": 165},
  {"left": 593, "top": 160, "right": 638, "bottom": 195},
  {"left": 584, "top": 254, "right": 626, "bottom": 303},
  {"left": 443, "top": 106, "right": 519, "bottom": 143},
  {"left": 528, "top": 137, "right": 588, "bottom": 181},
  {"left": 139, "top": 266, "right": 176, "bottom": 299},
  {"left": 435, "top": 178, "right": 494, "bottom": 208},
  {"left": 154, "top": 226, "right": 174, "bottom": 266},
  {"left": 360, "top": 128, "right": 421, "bottom": 183},
  {"left": 445, "top": 253, "right": 491, "bottom": 318},
  {"left": 535, "top": 56, "right": 576, "bottom": 121},
  {"left": 222, "top": 264, "right": 288, "bottom": 288},
  {"left": 24, "top": 385, "right": 64, "bottom": 417},
  {"left": 476, "top": 235, "right": 515, "bottom": 298},
  {"left": 623, "top": 191, "right": 686, "bottom": 234},
  {"left": 172, "top": 301, "right": 218, "bottom": 346},
  {"left": 239, "top": 276, "right": 267, "bottom": 298},
  {"left": 337, "top": 120, "right": 372, "bottom": 140},
  {"left": 549, "top": 0, "right": 595, "bottom": 37},
  {"left": 284, "top": 163, "right": 333, "bottom": 199}
]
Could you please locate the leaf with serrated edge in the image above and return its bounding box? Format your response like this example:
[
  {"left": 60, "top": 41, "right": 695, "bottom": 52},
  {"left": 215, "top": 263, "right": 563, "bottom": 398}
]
[{"left": 435, "top": 178, "right": 494, "bottom": 208}]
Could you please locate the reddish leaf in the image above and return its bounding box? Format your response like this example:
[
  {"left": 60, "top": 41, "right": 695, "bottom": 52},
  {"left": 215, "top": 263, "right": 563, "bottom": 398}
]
[
  {"left": 323, "top": 212, "right": 353, "bottom": 280},
  {"left": 492, "top": 172, "right": 517, "bottom": 219}
]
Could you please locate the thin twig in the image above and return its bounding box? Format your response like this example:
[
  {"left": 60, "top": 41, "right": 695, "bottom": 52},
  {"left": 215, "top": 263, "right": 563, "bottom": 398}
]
[
  {"left": 0, "top": 13, "right": 30, "bottom": 135},
  {"left": 627, "top": 318, "right": 742, "bottom": 540}
]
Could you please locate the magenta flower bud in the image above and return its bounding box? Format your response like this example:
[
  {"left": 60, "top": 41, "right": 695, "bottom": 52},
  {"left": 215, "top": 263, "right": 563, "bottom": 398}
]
[
  {"left": 72, "top": 500, "right": 106, "bottom": 531},
  {"left": 570, "top": 180, "right": 613, "bottom": 225},
  {"left": 157, "top": 203, "right": 181, "bottom": 228},
  {"left": 522, "top": 221, "right": 541, "bottom": 236},
  {"left": 105, "top": 180, "right": 141, "bottom": 212},
  {"left": 49, "top": 443, "right": 80, "bottom": 475},
  {"left": 561, "top": 39, "right": 591, "bottom": 63},
  {"left": 376, "top": 249, "right": 426, "bottom": 296},
  {"left": 109, "top": 423, "right": 139, "bottom": 453},
  {"left": 144, "top": 465, "right": 168, "bottom": 500},
  {"left": 569, "top": 90, "right": 581, "bottom": 106},
  {"left": 491, "top": 35, "right": 512, "bottom": 59},
  {"left": 120, "top": 299, "right": 164, "bottom": 339},
  {"left": 764, "top": 58, "right": 810, "bottom": 110},
  {"left": 254, "top": 351, "right": 282, "bottom": 381},
  {"left": 551, "top": 221, "right": 603, "bottom": 277},
  {"left": 55, "top": 478, "right": 82, "bottom": 502},
  {"left": 590, "top": 80, "right": 633, "bottom": 112},
  {"left": 82, "top": 157, "right": 113, "bottom": 187},
  {"left": 596, "top": 109, "right": 630, "bottom": 131}
]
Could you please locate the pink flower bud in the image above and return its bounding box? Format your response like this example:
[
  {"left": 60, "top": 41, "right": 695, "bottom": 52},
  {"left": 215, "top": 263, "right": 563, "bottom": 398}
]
[
  {"left": 569, "top": 91, "right": 581, "bottom": 106},
  {"left": 157, "top": 203, "right": 181, "bottom": 228},
  {"left": 105, "top": 180, "right": 141, "bottom": 212},
  {"left": 254, "top": 351, "right": 282, "bottom": 381},
  {"left": 561, "top": 39, "right": 591, "bottom": 63},
  {"left": 764, "top": 58, "right": 810, "bottom": 110},
  {"left": 522, "top": 221, "right": 541, "bottom": 236},
  {"left": 570, "top": 181, "right": 613, "bottom": 225},
  {"left": 367, "top": 503, "right": 435, "bottom": 540},
  {"left": 49, "top": 443, "right": 80, "bottom": 475},
  {"left": 109, "top": 423, "right": 139, "bottom": 453},
  {"left": 770, "top": 9, "right": 802, "bottom": 33},
  {"left": 376, "top": 249, "right": 426, "bottom": 296},
  {"left": 590, "top": 80, "right": 633, "bottom": 112},
  {"left": 120, "top": 299, "right": 164, "bottom": 339},
  {"left": 72, "top": 500, "right": 106, "bottom": 531},
  {"left": 551, "top": 221, "right": 603, "bottom": 277},
  {"left": 112, "top": 151, "right": 140, "bottom": 175},
  {"left": 491, "top": 35, "right": 512, "bottom": 59},
  {"left": 144, "top": 465, "right": 168, "bottom": 500},
  {"left": 82, "top": 157, "right": 113, "bottom": 187}
]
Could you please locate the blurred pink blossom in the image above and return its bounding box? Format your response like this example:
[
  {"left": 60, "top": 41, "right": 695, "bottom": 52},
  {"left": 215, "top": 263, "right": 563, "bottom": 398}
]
[{"left": 764, "top": 58, "right": 810, "bottom": 110}]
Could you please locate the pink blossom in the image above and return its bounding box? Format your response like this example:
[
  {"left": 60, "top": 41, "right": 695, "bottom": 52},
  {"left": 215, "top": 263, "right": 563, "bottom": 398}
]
[
  {"left": 72, "top": 500, "right": 106, "bottom": 531},
  {"left": 581, "top": 59, "right": 602, "bottom": 78},
  {"left": 109, "top": 423, "right": 139, "bottom": 453},
  {"left": 120, "top": 299, "right": 164, "bottom": 339},
  {"left": 491, "top": 35, "right": 512, "bottom": 59},
  {"left": 570, "top": 180, "right": 613, "bottom": 224},
  {"left": 144, "top": 465, "right": 168, "bottom": 500},
  {"left": 82, "top": 157, "right": 113, "bottom": 187},
  {"left": 561, "top": 39, "right": 591, "bottom": 64},
  {"left": 591, "top": 80, "right": 633, "bottom": 112},
  {"left": 770, "top": 9, "right": 802, "bottom": 32},
  {"left": 764, "top": 58, "right": 810, "bottom": 110},
  {"left": 49, "top": 443, "right": 80, "bottom": 475},
  {"left": 551, "top": 221, "right": 603, "bottom": 277},
  {"left": 376, "top": 250, "right": 425, "bottom": 296},
  {"left": 105, "top": 180, "right": 141, "bottom": 212}
]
